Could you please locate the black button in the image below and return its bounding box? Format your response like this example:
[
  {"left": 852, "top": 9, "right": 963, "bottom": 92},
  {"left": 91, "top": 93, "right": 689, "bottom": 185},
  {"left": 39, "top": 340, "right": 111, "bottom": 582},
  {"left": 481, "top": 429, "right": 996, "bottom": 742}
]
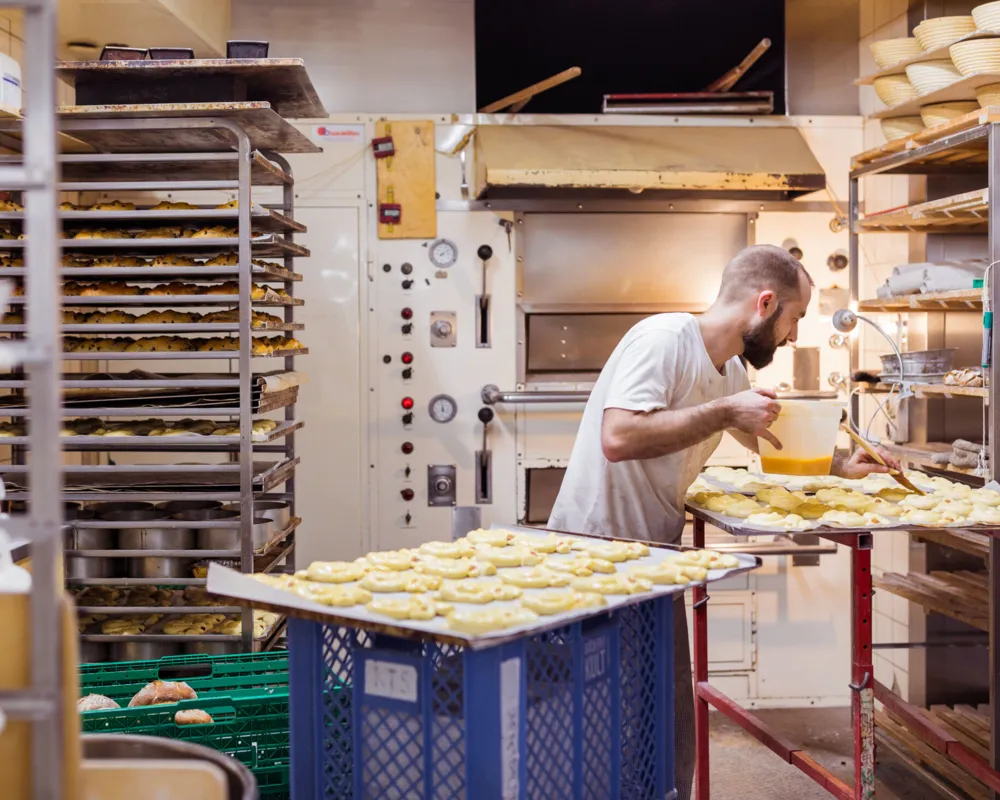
[
  {"left": 401, "top": 323, "right": 413, "bottom": 334},
  {"left": 382, "top": 355, "right": 391, "bottom": 364},
  {"left": 402, "top": 280, "right": 413, "bottom": 289},
  {"left": 382, "top": 263, "right": 392, "bottom": 273},
  {"left": 401, "top": 263, "right": 413, "bottom": 275},
  {"left": 402, "top": 412, "right": 413, "bottom": 425},
  {"left": 402, "top": 368, "right": 412, "bottom": 380}
]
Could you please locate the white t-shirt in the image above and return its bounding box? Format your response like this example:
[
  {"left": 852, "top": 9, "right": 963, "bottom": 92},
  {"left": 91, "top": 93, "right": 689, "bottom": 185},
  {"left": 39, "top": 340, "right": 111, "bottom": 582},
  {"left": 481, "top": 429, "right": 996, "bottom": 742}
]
[{"left": 548, "top": 313, "right": 749, "bottom": 544}]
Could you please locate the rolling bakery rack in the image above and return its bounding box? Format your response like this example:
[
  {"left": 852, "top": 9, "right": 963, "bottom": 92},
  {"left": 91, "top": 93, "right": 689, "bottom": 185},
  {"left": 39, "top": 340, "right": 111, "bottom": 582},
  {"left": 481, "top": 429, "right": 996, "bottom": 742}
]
[{"left": 0, "top": 60, "right": 324, "bottom": 659}]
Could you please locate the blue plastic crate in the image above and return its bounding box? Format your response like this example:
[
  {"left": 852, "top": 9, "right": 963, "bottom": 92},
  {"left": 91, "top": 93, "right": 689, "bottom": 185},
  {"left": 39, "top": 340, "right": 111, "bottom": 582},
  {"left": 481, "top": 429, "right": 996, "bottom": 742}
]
[{"left": 288, "top": 595, "right": 676, "bottom": 799}]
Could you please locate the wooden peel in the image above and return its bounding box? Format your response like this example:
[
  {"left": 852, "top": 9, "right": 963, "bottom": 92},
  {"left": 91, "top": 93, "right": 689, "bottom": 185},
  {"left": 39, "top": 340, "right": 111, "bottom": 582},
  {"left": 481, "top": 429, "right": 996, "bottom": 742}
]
[
  {"left": 841, "top": 425, "right": 925, "bottom": 495},
  {"left": 478, "top": 67, "right": 582, "bottom": 113},
  {"left": 704, "top": 38, "right": 771, "bottom": 93}
]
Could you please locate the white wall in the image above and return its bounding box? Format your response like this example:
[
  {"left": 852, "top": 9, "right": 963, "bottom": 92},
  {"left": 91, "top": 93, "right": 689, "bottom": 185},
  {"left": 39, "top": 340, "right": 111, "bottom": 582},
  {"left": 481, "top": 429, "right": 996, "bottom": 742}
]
[{"left": 230, "top": 0, "right": 476, "bottom": 113}]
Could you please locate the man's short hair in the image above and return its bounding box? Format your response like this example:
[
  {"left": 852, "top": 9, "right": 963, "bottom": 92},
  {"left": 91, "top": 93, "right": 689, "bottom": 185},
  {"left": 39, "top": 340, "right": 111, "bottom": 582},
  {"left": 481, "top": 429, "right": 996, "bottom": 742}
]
[{"left": 717, "top": 244, "right": 813, "bottom": 303}]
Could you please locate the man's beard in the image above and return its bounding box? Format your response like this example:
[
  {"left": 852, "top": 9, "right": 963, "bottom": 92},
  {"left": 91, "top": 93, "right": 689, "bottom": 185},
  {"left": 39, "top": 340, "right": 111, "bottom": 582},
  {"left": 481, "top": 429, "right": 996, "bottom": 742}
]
[{"left": 742, "top": 310, "right": 783, "bottom": 370}]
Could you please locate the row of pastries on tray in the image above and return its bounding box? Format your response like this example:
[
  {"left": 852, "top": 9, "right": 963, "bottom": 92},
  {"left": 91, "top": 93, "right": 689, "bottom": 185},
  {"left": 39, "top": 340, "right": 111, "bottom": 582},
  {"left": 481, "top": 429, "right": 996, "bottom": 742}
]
[
  {"left": 0, "top": 199, "right": 241, "bottom": 213},
  {"left": 2, "top": 309, "right": 285, "bottom": 327},
  {"left": 0, "top": 254, "right": 286, "bottom": 270},
  {"left": 6, "top": 417, "right": 283, "bottom": 438},
  {"left": 58, "top": 334, "right": 304, "bottom": 354},
  {"left": 57, "top": 280, "right": 291, "bottom": 298},
  {"left": 0, "top": 225, "right": 252, "bottom": 241}
]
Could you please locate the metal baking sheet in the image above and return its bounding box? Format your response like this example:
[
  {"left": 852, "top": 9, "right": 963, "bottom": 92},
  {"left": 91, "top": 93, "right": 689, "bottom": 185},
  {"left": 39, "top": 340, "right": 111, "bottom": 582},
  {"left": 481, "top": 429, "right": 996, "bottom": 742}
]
[
  {"left": 207, "top": 530, "right": 761, "bottom": 650},
  {"left": 698, "top": 471, "right": 937, "bottom": 496},
  {"left": 0, "top": 322, "right": 305, "bottom": 335},
  {"left": 58, "top": 347, "right": 308, "bottom": 361},
  {"left": 0, "top": 206, "right": 305, "bottom": 234},
  {"left": 57, "top": 58, "right": 326, "bottom": 119},
  {"left": 55, "top": 102, "right": 322, "bottom": 154},
  {"left": 9, "top": 294, "right": 303, "bottom": 307},
  {"left": 2, "top": 420, "right": 303, "bottom": 449},
  {"left": 2, "top": 265, "right": 303, "bottom": 281},
  {"left": 49, "top": 150, "right": 292, "bottom": 185},
  {"left": 32, "top": 234, "right": 309, "bottom": 259}
]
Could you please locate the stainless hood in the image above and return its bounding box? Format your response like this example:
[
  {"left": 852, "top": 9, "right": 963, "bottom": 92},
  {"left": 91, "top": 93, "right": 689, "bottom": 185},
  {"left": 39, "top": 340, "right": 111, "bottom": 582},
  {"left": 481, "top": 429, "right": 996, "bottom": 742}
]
[{"left": 473, "top": 124, "right": 827, "bottom": 201}]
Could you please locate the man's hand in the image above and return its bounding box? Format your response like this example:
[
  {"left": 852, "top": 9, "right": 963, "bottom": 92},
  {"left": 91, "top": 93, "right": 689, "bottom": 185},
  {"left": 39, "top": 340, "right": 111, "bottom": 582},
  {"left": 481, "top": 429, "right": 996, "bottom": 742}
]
[
  {"left": 834, "top": 447, "right": 903, "bottom": 479},
  {"left": 722, "top": 388, "right": 782, "bottom": 450}
]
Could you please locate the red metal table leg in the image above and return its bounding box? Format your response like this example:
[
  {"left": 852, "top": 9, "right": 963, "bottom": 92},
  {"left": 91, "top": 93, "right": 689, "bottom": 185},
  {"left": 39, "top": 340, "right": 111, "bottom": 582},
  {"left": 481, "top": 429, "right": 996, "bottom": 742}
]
[
  {"left": 851, "top": 542, "right": 875, "bottom": 799},
  {"left": 693, "top": 517, "right": 710, "bottom": 799}
]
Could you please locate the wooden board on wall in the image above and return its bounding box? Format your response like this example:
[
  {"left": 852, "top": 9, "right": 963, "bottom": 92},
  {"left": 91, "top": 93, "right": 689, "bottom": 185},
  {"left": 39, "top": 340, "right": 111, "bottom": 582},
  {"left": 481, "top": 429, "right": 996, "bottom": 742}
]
[{"left": 376, "top": 119, "right": 436, "bottom": 240}]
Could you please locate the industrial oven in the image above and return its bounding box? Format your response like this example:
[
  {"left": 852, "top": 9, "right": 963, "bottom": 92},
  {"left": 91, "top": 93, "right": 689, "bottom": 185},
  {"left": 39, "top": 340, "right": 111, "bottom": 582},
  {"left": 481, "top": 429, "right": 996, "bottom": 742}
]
[{"left": 287, "top": 112, "right": 864, "bottom": 707}]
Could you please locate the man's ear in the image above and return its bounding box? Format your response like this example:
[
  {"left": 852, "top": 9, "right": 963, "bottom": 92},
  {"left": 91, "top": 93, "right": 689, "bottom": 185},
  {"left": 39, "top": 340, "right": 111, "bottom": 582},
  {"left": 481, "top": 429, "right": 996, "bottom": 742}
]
[{"left": 756, "top": 289, "right": 777, "bottom": 317}]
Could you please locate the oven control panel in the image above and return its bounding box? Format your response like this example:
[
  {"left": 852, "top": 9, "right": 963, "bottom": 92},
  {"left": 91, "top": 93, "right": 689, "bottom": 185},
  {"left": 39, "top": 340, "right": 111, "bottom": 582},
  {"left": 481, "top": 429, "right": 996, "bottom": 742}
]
[{"left": 369, "top": 212, "right": 517, "bottom": 551}]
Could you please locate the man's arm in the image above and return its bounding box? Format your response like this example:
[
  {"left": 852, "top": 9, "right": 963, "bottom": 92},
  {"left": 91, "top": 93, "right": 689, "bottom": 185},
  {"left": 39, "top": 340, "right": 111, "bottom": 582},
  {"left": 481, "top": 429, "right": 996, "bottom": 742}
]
[
  {"left": 832, "top": 447, "right": 902, "bottom": 479},
  {"left": 602, "top": 388, "right": 782, "bottom": 463}
]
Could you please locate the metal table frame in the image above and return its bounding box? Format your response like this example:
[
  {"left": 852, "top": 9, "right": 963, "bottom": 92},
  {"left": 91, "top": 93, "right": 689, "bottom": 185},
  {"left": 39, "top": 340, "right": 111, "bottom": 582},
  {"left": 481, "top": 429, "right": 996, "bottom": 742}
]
[{"left": 690, "top": 506, "right": 1000, "bottom": 798}]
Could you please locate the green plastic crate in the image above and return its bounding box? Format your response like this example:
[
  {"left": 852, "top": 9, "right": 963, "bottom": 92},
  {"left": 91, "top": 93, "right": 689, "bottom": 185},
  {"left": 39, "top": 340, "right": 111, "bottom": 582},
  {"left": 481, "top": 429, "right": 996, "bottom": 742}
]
[
  {"left": 81, "top": 689, "right": 290, "bottom": 800},
  {"left": 79, "top": 651, "right": 289, "bottom": 706}
]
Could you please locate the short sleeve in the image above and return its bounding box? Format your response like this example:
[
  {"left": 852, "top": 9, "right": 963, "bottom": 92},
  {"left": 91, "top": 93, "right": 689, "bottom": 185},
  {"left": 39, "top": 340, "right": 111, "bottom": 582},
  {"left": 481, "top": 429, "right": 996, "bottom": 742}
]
[{"left": 603, "top": 330, "right": 678, "bottom": 413}]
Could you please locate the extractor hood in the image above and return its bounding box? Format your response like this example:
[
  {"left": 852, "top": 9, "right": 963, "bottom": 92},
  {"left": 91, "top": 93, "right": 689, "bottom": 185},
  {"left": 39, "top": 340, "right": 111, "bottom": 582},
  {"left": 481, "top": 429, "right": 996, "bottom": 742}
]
[{"left": 473, "top": 124, "right": 827, "bottom": 201}]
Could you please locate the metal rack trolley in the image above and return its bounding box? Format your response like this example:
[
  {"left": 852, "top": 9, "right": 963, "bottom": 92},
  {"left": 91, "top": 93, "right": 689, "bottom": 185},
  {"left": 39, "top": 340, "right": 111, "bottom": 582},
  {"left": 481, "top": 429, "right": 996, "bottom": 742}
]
[
  {"left": 0, "top": 0, "right": 65, "bottom": 798},
  {"left": 0, "top": 91, "right": 319, "bottom": 655}
]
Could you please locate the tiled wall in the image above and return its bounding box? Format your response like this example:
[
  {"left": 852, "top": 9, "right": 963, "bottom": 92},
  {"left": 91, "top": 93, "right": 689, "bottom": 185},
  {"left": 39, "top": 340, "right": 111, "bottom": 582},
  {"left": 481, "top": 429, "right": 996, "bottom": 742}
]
[{"left": 860, "top": 0, "right": 928, "bottom": 706}]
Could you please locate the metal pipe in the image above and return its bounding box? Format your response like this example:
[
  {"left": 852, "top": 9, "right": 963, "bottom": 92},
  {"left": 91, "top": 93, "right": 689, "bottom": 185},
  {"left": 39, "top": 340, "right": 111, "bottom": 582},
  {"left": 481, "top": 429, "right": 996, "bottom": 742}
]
[
  {"left": 481, "top": 383, "right": 591, "bottom": 405},
  {"left": 707, "top": 542, "right": 837, "bottom": 556}
]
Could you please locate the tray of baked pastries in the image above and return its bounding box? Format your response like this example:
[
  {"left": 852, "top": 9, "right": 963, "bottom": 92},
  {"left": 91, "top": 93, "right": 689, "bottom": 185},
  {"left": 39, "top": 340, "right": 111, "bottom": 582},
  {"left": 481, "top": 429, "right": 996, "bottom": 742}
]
[
  {"left": 55, "top": 333, "right": 306, "bottom": 358},
  {"left": 207, "top": 525, "right": 760, "bottom": 647},
  {"left": 4, "top": 280, "right": 301, "bottom": 306},
  {"left": 0, "top": 417, "right": 298, "bottom": 444},
  {"left": 0, "top": 308, "right": 300, "bottom": 334},
  {"left": 686, "top": 468, "right": 1000, "bottom": 533},
  {"left": 0, "top": 198, "right": 305, "bottom": 235}
]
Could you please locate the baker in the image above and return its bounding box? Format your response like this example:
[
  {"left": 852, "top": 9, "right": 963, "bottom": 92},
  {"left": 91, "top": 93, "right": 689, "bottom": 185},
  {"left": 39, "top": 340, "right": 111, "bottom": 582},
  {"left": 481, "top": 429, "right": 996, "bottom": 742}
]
[{"left": 547, "top": 244, "right": 898, "bottom": 799}]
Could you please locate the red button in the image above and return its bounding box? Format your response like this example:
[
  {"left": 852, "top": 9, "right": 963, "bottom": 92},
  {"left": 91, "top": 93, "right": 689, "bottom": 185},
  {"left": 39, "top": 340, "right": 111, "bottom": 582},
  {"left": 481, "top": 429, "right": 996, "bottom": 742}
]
[
  {"left": 401, "top": 307, "right": 413, "bottom": 320},
  {"left": 401, "top": 351, "right": 413, "bottom": 364},
  {"left": 400, "top": 488, "right": 414, "bottom": 501},
  {"left": 401, "top": 397, "right": 414, "bottom": 410},
  {"left": 401, "top": 442, "right": 414, "bottom": 454}
]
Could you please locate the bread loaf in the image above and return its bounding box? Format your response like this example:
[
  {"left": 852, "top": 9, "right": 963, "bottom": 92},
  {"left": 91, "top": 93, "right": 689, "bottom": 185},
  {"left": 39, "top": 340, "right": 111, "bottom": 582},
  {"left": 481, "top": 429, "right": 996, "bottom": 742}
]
[{"left": 128, "top": 679, "right": 198, "bottom": 708}]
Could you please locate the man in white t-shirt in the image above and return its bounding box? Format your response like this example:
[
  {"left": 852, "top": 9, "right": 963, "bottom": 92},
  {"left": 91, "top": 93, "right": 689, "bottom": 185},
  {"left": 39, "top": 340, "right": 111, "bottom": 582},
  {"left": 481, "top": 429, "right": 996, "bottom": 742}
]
[{"left": 548, "top": 244, "right": 898, "bottom": 800}]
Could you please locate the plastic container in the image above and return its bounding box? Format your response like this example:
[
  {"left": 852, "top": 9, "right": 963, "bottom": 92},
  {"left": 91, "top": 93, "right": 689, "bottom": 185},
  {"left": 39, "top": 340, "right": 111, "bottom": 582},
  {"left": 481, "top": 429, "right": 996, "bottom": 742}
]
[{"left": 758, "top": 399, "right": 844, "bottom": 476}]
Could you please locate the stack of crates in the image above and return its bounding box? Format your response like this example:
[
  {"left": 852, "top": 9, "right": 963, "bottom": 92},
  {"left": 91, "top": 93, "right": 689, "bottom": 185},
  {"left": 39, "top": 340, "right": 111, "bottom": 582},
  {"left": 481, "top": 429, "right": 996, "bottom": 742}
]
[
  {"left": 288, "top": 594, "right": 676, "bottom": 799},
  {"left": 78, "top": 651, "right": 291, "bottom": 799}
]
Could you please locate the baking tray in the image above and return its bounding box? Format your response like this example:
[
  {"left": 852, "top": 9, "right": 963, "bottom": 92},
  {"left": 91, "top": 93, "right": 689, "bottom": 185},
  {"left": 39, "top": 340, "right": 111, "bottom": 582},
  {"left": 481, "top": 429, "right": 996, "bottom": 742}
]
[
  {"left": 698, "top": 470, "right": 937, "bottom": 496},
  {"left": 0, "top": 206, "right": 304, "bottom": 234},
  {"left": 0, "top": 265, "right": 303, "bottom": 281},
  {"left": 57, "top": 347, "right": 308, "bottom": 361},
  {"left": 207, "top": 527, "right": 761, "bottom": 650},
  {"left": 11, "top": 234, "right": 310, "bottom": 259},
  {"left": 0, "top": 323, "right": 305, "bottom": 335},
  {"left": 44, "top": 150, "right": 293, "bottom": 185},
  {"left": 0, "top": 420, "right": 303, "bottom": 449},
  {"left": 8, "top": 294, "right": 303, "bottom": 307}
]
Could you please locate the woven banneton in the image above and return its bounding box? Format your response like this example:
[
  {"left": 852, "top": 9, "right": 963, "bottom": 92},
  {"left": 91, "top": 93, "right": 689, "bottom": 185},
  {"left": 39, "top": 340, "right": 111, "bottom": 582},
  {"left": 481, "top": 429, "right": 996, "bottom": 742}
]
[
  {"left": 871, "top": 37, "right": 924, "bottom": 69},
  {"left": 973, "top": 1, "right": 1000, "bottom": 34},
  {"left": 905, "top": 59, "right": 963, "bottom": 94},
  {"left": 920, "top": 101, "right": 979, "bottom": 127},
  {"left": 976, "top": 81, "right": 1000, "bottom": 105},
  {"left": 874, "top": 74, "right": 919, "bottom": 106},
  {"left": 914, "top": 16, "right": 977, "bottom": 51},
  {"left": 950, "top": 38, "right": 1000, "bottom": 75},
  {"left": 881, "top": 116, "right": 925, "bottom": 141}
]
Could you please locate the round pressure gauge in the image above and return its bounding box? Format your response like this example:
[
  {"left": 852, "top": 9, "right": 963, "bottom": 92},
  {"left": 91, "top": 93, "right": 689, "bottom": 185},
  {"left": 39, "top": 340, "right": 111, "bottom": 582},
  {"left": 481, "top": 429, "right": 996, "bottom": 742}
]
[
  {"left": 429, "top": 238, "right": 458, "bottom": 268},
  {"left": 428, "top": 394, "right": 458, "bottom": 423}
]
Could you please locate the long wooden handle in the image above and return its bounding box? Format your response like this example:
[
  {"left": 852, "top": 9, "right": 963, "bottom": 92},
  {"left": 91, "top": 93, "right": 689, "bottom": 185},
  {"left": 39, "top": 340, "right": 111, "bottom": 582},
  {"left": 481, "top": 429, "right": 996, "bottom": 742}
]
[
  {"left": 478, "top": 67, "right": 582, "bottom": 114},
  {"left": 705, "top": 39, "right": 771, "bottom": 93}
]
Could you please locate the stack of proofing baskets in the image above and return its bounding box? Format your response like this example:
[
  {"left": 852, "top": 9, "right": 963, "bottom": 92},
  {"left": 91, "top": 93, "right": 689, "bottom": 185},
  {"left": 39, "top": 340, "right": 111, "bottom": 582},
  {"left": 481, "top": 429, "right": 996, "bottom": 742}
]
[
  {"left": 286, "top": 597, "right": 677, "bottom": 799},
  {"left": 78, "top": 651, "right": 291, "bottom": 798}
]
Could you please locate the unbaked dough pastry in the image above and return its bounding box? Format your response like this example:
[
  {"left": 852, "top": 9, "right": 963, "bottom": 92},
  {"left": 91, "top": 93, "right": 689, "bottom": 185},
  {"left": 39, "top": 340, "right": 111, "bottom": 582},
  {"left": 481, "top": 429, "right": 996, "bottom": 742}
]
[
  {"left": 437, "top": 579, "right": 522, "bottom": 604},
  {"left": 545, "top": 555, "right": 617, "bottom": 577},
  {"left": 829, "top": 491, "right": 875, "bottom": 513},
  {"left": 524, "top": 590, "right": 607, "bottom": 616},
  {"left": 902, "top": 493, "right": 939, "bottom": 510},
  {"left": 136, "top": 226, "right": 183, "bottom": 239},
  {"left": 77, "top": 694, "right": 120, "bottom": 712},
  {"left": 794, "top": 501, "right": 833, "bottom": 520},
  {"left": 570, "top": 573, "right": 653, "bottom": 595},
  {"left": 937, "top": 482, "right": 972, "bottom": 500},
  {"left": 475, "top": 544, "right": 543, "bottom": 568},
  {"left": 934, "top": 498, "right": 975, "bottom": 517},
  {"left": 151, "top": 201, "right": 199, "bottom": 210},
  {"left": 419, "top": 540, "right": 476, "bottom": 559},
  {"left": 876, "top": 487, "right": 912, "bottom": 503},
  {"left": 414, "top": 556, "right": 496, "bottom": 579},
  {"left": 628, "top": 562, "right": 690, "bottom": 585},
  {"left": 252, "top": 419, "right": 278, "bottom": 434},
  {"left": 508, "top": 533, "right": 574, "bottom": 554},
  {"left": 745, "top": 511, "right": 811, "bottom": 531},
  {"left": 868, "top": 498, "right": 903, "bottom": 518},
  {"left": 819, "top": 509, "right": 867, "bottom": 528},
  {"left": 90, "top": 200, "right": 135, "bottom": 211},
  {"left": 446, "top": 607, "right": 538, "bottom": 635},
  {"left": 216, "top": 199, "right": 239, "bottom": 209},
  {"left": 972, "top": 488, "right": 1000, "bottom": 507},
  {"left": 128, "top": 680, "right": 197, "bottom": 708},
  {"left": 498, "top": 566, "right": 573, "bottom": 589},
  {"left": 970, "top": 505, "right": 1000, "bottom": 525},
  {"left": 899, "top": 508, "right": 943, "bottom": 526},
  {"left": 689, "top": 490, "right": 724, "bottom": 506},
  {"left": 466, "top": 527, "right": 516, "bottom": 548},
  {"left": 366, "top": 595, "right": 444, "bottom": 621},
  {"left": 293, "top": 581, "right": 372, "bottom": 607},
  {"left": 363, "top": 549, "right": 418, "bottom": 572},
  {"left": 359, "top": 570, "right": 441, "bottom": 593},
  {"left": 572, "top": 541, "right": 632, "bottom": 563},
  {"left": 175, "top": 709, "right": 214, "bottom": 725},
  {"left": 303, "top": 560, "right": 367, "bottom": 584}
]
